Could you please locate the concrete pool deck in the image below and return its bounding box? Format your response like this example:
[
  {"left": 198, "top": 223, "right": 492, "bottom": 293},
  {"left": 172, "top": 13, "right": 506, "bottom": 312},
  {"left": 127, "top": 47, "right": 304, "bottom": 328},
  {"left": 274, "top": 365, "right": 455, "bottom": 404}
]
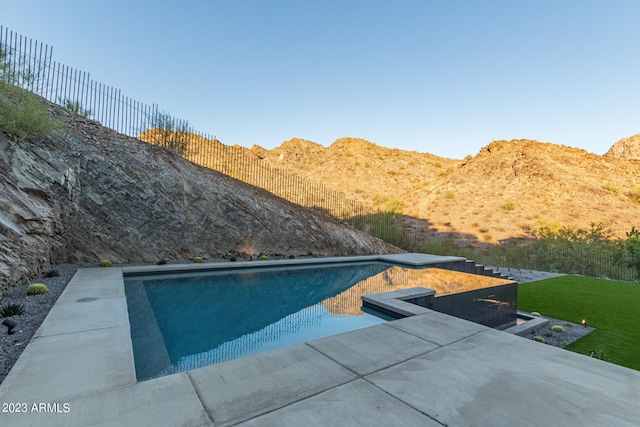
[{"left": 1, "top": 254, "right": 640, "bottom": 426}]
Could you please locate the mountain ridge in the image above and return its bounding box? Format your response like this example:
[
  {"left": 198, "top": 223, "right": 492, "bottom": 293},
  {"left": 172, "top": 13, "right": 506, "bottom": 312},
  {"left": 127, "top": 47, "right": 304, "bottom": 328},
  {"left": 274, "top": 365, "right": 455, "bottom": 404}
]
[{"left": 251, "top": 136, "right": 640, "bottom": 243}]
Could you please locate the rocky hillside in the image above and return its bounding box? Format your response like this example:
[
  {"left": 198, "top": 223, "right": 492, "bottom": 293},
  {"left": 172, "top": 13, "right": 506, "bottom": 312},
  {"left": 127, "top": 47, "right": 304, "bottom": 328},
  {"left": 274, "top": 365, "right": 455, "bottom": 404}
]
[
  {"left": 0, "top": 105, "right": 398, "bottom": 295},
  {"left": 253, "top": 137, "right": 640, "bottom": 244},
  {"left": 251, "top": 137, "right": 460, "bottom": 209}
]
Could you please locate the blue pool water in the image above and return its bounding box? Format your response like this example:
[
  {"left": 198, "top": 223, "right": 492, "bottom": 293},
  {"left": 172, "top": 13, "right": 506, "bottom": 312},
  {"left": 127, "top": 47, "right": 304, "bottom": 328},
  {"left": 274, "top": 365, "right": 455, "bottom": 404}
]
[
  {"left": 125, "top": 262, "right": 397, "bottom": 380},
  {"left": 124, "top": 261, "right": 516, "bottom": 381}
]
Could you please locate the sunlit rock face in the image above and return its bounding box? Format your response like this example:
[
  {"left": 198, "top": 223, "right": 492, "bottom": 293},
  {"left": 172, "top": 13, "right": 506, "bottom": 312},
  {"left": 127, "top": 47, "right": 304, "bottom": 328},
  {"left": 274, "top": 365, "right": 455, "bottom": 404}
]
[
  {"left": 606, "top": 133, "right": 640, "bottom": 161},
  {"left": 0, "top": 104, "right": 399, "bottom": 295}
]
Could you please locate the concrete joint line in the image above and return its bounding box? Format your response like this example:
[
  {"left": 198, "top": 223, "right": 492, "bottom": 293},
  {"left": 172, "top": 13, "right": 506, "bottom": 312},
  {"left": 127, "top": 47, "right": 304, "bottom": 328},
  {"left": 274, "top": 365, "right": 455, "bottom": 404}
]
[{"left": 362, "top": 376, "right": 449, "bottom": 427}]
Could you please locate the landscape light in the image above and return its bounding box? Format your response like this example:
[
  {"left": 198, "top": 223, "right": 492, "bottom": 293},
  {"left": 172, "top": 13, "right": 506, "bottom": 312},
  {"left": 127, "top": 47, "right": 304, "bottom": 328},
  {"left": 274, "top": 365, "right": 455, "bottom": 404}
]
[
  {"left": 2, "top": 319, "right": 17, "bottom": 335},
  {"left": 582, "top": 319, "right": 587, "bottom": 327}
]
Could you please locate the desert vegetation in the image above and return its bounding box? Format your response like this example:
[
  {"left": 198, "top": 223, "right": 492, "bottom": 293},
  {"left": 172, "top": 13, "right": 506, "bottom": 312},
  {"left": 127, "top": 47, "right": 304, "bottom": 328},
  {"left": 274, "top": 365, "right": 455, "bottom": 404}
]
[
  {"left": 0, "top": 48, "right": 61, "bottom": 141},
  {"left": 419, "top": 223, "right": 640, "bottom": 282},
  {"left": 26, "top": 283, "right": 48, "bottom": 295}
]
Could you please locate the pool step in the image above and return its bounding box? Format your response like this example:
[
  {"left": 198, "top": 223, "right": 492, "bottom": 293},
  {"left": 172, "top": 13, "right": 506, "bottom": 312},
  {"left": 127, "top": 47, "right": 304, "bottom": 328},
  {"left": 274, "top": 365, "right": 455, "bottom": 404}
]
[{"left": 441, "top": 260, "right": 513, "bottom": 281}]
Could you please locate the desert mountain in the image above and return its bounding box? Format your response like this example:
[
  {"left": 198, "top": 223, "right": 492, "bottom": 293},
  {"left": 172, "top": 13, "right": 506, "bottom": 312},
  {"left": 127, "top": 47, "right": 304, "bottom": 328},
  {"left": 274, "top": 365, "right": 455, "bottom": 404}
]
[
  {"left": 606, "top": 133, "right": 640, "bottom": 161},
  {"left": 0, "top": 105, "right": 398, "bottom": 295},
  {"left": 252, "top": 137, "right": 640, "bottom": 244},
  {"left": 251, "top": 137, "right": 460, "bottom": 209}
]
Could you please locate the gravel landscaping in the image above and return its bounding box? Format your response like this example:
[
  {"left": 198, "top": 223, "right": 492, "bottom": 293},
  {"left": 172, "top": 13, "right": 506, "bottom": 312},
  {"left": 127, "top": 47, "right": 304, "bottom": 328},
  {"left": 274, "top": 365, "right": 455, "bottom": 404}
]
[
  {"left": 0, "top": 263, "right": 90, "bottom": 385},
  {"left": 525, "top": 316, "right": 595, "bottom": 348}
]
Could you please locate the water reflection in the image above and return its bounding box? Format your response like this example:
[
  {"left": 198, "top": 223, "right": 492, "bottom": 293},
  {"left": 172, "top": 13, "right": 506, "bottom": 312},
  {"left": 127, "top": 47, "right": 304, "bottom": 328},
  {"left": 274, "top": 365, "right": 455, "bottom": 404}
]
[{"left": 322, "top": 267, "right": 512, "bottom": 315}]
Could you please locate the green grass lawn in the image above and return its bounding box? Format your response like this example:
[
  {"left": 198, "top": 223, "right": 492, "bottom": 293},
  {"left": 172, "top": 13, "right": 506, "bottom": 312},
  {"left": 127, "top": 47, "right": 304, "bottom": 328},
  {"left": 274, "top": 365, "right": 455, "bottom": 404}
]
[{"left": 518, "top": 275, "right": 640, "bottom": 371}]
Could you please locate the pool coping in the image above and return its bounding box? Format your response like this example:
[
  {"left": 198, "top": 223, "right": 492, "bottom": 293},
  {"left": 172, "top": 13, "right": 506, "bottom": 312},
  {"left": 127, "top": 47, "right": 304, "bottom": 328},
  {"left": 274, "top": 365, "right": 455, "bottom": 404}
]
[
  {"left": 2, "top": 253, "right": 640, "bottom": 426},
  {"left": 119, "top": 253, "right": 469, "bottom": 275}
]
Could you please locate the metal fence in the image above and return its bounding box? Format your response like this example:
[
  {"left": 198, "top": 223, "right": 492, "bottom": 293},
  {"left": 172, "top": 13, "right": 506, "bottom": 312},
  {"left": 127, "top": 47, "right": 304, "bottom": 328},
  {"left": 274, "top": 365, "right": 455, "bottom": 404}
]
[{"left": 0, "top": 25, "right": 209, "bottom": 143}]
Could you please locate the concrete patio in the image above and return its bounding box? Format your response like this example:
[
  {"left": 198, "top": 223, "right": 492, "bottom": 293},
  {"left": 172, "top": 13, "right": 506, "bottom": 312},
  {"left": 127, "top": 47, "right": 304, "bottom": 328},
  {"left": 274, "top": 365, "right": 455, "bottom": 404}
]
[{"left": 1, "top": 255, "right": 639, "bottom": 426}]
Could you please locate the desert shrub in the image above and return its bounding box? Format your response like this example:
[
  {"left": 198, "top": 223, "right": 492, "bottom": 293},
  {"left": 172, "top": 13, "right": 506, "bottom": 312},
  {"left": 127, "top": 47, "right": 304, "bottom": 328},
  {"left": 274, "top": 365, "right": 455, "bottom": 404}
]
[
  {"left": 350, "top": 212, "right": 410, "bottom": 248},
  {"left": 371, "top": 194, "right": 405, "bottom": 214},
  {"left": 603, "top": 182, "right": 621, "bottom": 194},
  {"left": 384, "top": 196, "right": 405, "bottom": 214},
  {"left": 230, "top": 256, "right": 237, "bottom": 262},
  {"left": 551, "top": 325, "right": 565, "bottom": 332},
  {"left": 156, "top": 259, "right": 167, "bottom": 265},
  {"left": 502, "top": 201, "right": 517, "bottom": 211},
  {"left": 311, "top": 252, "right": 319, "bottom": 257},
  {"left": 1, "top": 303, "right": 25, "bottom": 317},
  {"left": 259, "top": 255, "right": 268, "bottom": 260},
  {"left": 140, "top": 110, "right": 191, "bottom": 157},
  {"left": 531, "top": 312, "right": 541, "bottom": 317},
  {"left": 0, "top": 81, "right": 60, "bottom": 140},
  {"left": 99, "top": 260, "right": 112, "bottom": 267},
  {"left": 288, "top": 254, "right": 296, "bottom": 259},
  {"left": 532, "top": 336, "right": 546, "bottom": 343},
  {"left": 615, "top": 226, "right": 640, "bottom": 280},
  {"left": 193, "top": 256, "right": 203, "bottom": 263},
  {"left": 445, "top": 190, "right": 455, "bottom": 199},
  {"left": 536, "top": 221, "right": 611, "bottom": 245},
  {"left": 629, "top": 189, "right": 640, "bottom": 204},
  {"left": 26, "top": 283, "right": 48, "bottom": 295},
  {"left": 60, "top": 98, "right": 92, "bottom": 118},
  {"left": 43, "top": 269, "right": 59, "bottom": 278}
]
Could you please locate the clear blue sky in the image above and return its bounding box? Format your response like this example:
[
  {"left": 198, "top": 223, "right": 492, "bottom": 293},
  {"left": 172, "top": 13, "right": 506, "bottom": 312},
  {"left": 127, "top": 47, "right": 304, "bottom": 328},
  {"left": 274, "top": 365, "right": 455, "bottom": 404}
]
[{"left": 3, "top": 0, "right": 639, "bottom": 159}]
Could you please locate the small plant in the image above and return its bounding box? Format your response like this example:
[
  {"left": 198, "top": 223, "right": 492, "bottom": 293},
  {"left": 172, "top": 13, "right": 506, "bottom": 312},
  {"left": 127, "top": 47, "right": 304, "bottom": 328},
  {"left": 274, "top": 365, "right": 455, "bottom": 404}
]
[
  {"left": 551, "top": 325, "right": 565, "bottom": 333},
  {"left": 1, "top": 303, "right": 25, "bottom": 317},
  {"left": 288, "top": 254, "right": 296, "bottom": 259},
  {"left": 229, "top": 256, "right": 237, "bottom": 262},
  {"left": 156, "top": 259, "right": 167, "bottom": 265},
  {"left": 445, "top": 190, "right": 455, "bottom": 199},
  {"left": 502, "top": 201, "right": 517, "bottom": 211},
  {"left": 384, "top": 195, "right": 405, "bottom": 214},
  {"left": 259, "top": 255, "right": 268, "bottom": 260},
  {"left": 99, "top": 260, "right": 112, "bottom": 267},
  {"left": 532, "top": 336, "right": 546, "bottom": 343},
  {"left": 26, "top": 283, "right": 48, "bottom": 295},
  {"left": 603, "top": 182, "right": 621, "bottom": 194},
  {"left": 141, "top": 110, "right": 191, "bottom": 156},
  {"left": 43, "top": 269, "right": 59, "bottom": 278},
  {"left": 311, "top": 252, "right": 319, "bottom": 257},
  {"left": 531, "top": 312, "right": 541, "bottom": 317},
  {"left": 60, "top": 97, "right": 92, "bottom": 118},
  {"left": 193, "top": 256, "right": 203, "bottom": 263}
]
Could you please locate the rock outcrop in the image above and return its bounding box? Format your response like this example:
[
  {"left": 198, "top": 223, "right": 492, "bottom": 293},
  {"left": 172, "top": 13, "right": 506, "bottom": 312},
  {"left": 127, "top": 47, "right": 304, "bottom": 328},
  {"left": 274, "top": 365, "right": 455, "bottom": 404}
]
[
  {"left": 606, "top": 133, "right": 640, "bottom": 160},
  {"left": 0, "top": 104, "right": 399, "bottom": 295}
]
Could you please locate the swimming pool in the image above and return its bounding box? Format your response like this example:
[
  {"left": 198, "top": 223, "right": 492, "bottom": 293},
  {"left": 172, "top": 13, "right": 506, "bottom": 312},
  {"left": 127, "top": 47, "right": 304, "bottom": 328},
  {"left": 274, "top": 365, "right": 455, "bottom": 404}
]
[{"left": 124, "top": 259, "right": 515, "bottom": 381}]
